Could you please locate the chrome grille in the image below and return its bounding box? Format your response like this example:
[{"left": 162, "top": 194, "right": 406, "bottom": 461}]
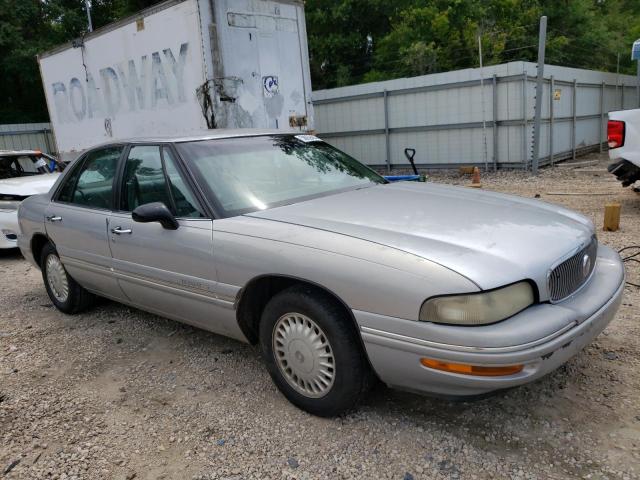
[{"left": 548, "top": 236, "right": 598, "bottom": 302}]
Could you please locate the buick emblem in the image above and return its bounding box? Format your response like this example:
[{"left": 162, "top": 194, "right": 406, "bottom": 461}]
[{"left": 582, "top": 254, "right": 591, "bottom": 278}]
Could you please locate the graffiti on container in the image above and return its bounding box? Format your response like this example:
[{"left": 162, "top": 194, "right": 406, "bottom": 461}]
[
  {"left": 263, "top": 76, "right": 279, "bottom": 98},
  {"left": 104, "top": 118, "right": 113, "bottom": 137},
  {"left": 51, "top": 43, "right": 190, "bottom": 123}
]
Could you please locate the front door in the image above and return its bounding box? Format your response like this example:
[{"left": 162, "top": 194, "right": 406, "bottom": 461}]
[
  {"left": 108, "top": 145, "right": 237, "bottom": 337},
  {"left": 45, "top": 146, "right": 125, "bottom": 300}
]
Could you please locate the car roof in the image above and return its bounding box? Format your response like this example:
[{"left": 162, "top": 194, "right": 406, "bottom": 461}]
[{"left": 92, "top": 129, "right": 303, "bottom": 148}]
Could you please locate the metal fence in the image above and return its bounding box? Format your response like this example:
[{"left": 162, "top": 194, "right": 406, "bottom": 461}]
[
  {"left": 0, "top": 123, "right": 56, "bottom": 154},
  {"left": 312, "top": 61, "right": 639, "bottom": 171}
]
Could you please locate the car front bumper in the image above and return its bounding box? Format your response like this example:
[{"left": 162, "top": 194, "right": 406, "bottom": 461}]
[
  {"left": 0, "top": 209, "right": 19, "bottom": 249},
  {"left": 354, "top": 245, "right": 625, "bottom": 397}
]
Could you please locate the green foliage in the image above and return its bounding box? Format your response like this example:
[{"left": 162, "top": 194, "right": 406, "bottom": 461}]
[
  {"left": 0, "top": 0, "right": 638, "bottom": 122},
  {"left": 307, "top": 0, "right": 640, "bottom": 90}
]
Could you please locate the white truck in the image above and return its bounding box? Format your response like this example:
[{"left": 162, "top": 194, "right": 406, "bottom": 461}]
[
  {"left": 608, "top": 108, "right": 640, "bottom": 191},
  {"left": 38, "top": 0, "right": 313, "bottom": 161}
]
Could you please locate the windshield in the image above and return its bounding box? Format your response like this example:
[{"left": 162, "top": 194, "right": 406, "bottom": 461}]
[{"left": 177, "top": 135, "right": 386, "bottom": 217}]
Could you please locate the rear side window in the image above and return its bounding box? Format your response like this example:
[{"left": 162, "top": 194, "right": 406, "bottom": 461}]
[
  {"left": 120, "top": 146, "right": 204, "bottom": 218},
  {"left": 57, "top": 146, "right": 123, "bottom": 209}
]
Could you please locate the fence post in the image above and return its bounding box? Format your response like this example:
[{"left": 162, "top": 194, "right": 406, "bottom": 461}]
[
  {"left": 492, "top": 74, "right": 498, "bottom": 171},
  {"left": 522, "top": 73, "right": 528, "bottom": 169},
  {"left": 531, "top": 15, "right": 547, "bottom": 175},
  {"left": 549, "top": 75, "right": 554, "bottom": 166},
  {"left": 600, "top": 81, "right": 605, "bottom": 153},
  {"left": 43, "top": 128, "right": 53, "bottom": 155},
  {"left": 621, "top": 82, "right": 625, "bottom": 109},
  {"left": 572, "top": 79, "right": 577, "bottom": 161},
  {"left": 383, "top": 89, "right": 391, "bottom": 173}
]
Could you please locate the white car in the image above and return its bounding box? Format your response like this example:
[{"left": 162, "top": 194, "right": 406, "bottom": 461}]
[
  {"left": 607, "top": 108, "right": 640, "bottom": 190},
  {"left": 0, "top": 150, "right": 64, "bottom": 249}
]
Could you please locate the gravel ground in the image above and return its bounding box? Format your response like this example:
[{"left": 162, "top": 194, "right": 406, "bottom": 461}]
[{"left": 1, "top": 152, "right": 639, "bottom": 480}]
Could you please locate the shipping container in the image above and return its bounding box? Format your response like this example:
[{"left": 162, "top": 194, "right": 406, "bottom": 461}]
[{"left": 38, "top": 0, "right": 313, "bottom": 161}]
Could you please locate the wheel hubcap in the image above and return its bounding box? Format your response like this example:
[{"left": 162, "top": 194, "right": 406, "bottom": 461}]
[
  {"left": 273, "top": 313, "right": 335, "bottom": 398},
  {"left": 46, "top": 254, "right": 69, "bottom": 303}
]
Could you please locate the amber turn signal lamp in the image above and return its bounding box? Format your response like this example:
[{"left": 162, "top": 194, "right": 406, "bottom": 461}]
[{"left": 420, "top": 358, "right": 524, "bottom": 376}]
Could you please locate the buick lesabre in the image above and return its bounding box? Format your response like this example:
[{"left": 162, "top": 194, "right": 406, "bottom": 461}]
[{"left": 17, "top": 131, "right": 624, "bottom": 416}]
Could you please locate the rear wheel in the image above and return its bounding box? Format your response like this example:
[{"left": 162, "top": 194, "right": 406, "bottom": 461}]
[
  {"left": 40, "top": 242, "right": 95, "bottom": 314},
  {"left": 259, "top": 285, "right": 374, "bottom": 416}
]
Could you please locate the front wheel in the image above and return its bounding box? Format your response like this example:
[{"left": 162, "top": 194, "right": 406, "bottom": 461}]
[
  {"left": 259, "top": 285, "right": 374, "bottom": 416},
  {"left": 40, "top": 242, "right": 95, "bottom": 314}
]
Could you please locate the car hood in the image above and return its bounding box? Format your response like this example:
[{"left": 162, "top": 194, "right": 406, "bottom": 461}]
[
  {"left": 246, "top": 182, "right": 594, "bottom": 293},
  {"left": 0, "top": 173, "right": 60, "bottom": 197}
]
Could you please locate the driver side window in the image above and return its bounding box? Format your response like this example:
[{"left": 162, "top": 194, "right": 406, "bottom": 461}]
[
  {"left": 57, "top": 146, "right": 123, "bottom": 210},
  {"left": 120, "top": 145, "right": 204, "bottom": 218}
]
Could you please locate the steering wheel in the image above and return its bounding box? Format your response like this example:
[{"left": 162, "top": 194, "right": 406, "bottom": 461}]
[{"left": 75, "top": 189, "right": 87, "bottom": 201}]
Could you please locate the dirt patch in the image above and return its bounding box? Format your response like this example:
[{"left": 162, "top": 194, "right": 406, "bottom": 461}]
[{"left": 1, "top": 153, "right": 639, "bottom": 479}]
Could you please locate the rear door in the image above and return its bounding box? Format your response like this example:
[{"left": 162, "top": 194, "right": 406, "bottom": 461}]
[
  {"left": 45, "top": 145, "right": 125, "bottom": 300},
  {"left": 108, "top": 145, "right": 238, "bottom": 336}
]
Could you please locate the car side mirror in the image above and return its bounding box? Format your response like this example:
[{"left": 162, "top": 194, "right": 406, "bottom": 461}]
[{"left": 132, "top": 202, "right": 179, "bottom": 230}]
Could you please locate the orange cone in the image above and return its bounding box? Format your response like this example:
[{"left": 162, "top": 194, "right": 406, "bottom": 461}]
[{"left": 470, "top": 167, "right": 482, "bottom": 188}]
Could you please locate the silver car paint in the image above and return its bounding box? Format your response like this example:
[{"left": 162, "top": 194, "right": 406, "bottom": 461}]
[
  {"left": 248, "top": 181, "right": 595, "bottom": 298},
  {"left": 209, "top": 215, "right": 477, "bottom": 321},
  {"left": 44, "top": 202, "right": 124, "bottom": 301},
  {"left": 17, "top": 133, "right": 625, "bottom": 398},
  {"left": 359, "top": 245, "right": 624, "bottom": 396},
  {"left": 107, "top": 212, "right": 246, "bottom": 341}
]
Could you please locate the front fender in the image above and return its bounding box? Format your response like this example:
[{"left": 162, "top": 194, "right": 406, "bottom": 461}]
[{"left": 212, "top": 217, "right": 477, "bottom": 321}]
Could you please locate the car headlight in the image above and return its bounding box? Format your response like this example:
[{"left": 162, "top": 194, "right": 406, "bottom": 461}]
[
  {"left": 419, "top": 281, "right": 535, "bottom": 325},
  {"left": 0, "top": 200, "right": 21, "bottom": 211}
]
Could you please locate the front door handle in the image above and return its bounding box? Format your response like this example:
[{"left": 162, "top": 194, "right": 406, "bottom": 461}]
[
  {"left": 46, "top": 215, "right": 62, "bottom": 222},
  {"left": 111, "top": 227, "right": 132, "bottom": 235}
]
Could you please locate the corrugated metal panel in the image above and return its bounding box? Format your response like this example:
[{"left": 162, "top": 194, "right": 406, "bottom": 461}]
[
  {"left": 0, "top": 123, "right": 56, "bottom": 154},
  {"left": 312, "top": 61, "right": 639, "bottom": 168}
]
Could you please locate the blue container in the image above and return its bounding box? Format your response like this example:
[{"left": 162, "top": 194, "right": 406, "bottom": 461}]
[{"left": 384, "top": 175, "right": 421, "bottom": 182}]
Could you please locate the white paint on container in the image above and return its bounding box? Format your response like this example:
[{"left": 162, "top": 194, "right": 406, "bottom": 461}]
[{"left": 38, "top": 0, "right": 313, "bottom": 161}]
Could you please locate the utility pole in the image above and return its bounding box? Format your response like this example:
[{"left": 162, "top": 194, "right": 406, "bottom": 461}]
[
  {"left": 478, "top": 33, "right": 488, "bottom": 172},
  {"left": 531, "top": 15, "right": 547, "bottom": 175},
  {"left": 616, "top": 52, "right": 620, "bottom": 107},
  {"left": 633, "top": 39, "right": 640, "bottom": 107},
  {"left": 85, "top": 0, "right": 93, "bottom": 32}
]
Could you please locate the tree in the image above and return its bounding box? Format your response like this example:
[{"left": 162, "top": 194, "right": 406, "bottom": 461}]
[
  {"left": 305, "top": 0, "right": 640, "bottom": 89},
  {"left": 1, "top": 0, "right": 639, "bottom": 122}
]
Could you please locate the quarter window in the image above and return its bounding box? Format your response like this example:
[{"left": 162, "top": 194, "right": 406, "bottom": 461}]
[
  {"left": 57, "top": 146, "right": 123, "bottom": 209},
  {"left": 120, "top": 146, "right": 203, "bottom": 218}
]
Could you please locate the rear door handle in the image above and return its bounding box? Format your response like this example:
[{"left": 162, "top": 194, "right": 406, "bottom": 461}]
[
  {"left": 111, "top": 227, "right": 132, "bottom": 235},
  {"left": 46, "top": 215, "right": 62, "bottom": 222}
]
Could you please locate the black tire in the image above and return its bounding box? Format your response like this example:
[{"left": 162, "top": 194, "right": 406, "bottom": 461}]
[
  {"left": 259, "top": 285, "right": 375, "bottom": 417},
  {"left": 40, "top": 242, "right": 95, "bottom": 314}
]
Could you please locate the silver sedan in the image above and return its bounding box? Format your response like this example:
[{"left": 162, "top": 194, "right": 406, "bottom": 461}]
[{"left": 17, "top": 131, "right": 624, "bottom": 416}]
